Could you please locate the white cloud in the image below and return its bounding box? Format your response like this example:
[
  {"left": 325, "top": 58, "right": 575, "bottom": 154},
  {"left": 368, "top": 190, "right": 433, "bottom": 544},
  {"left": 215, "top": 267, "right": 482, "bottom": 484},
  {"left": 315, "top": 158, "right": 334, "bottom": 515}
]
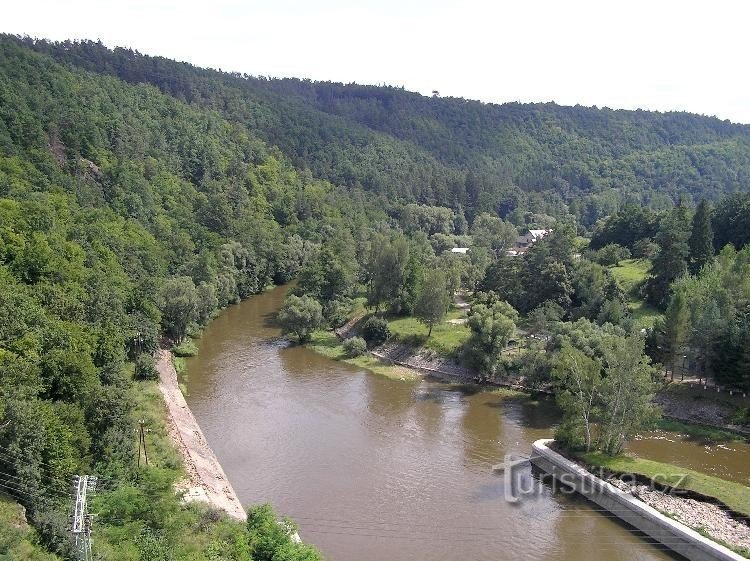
[{"left": 4, "top": 0, "right": 749, "bottom": 122}]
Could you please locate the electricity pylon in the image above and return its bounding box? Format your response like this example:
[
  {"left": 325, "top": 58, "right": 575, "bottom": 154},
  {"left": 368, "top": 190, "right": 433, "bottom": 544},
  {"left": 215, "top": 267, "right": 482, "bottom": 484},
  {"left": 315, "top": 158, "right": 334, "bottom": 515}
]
[{"left": 70, "top": 475, "right": 97, "bottom": 561}]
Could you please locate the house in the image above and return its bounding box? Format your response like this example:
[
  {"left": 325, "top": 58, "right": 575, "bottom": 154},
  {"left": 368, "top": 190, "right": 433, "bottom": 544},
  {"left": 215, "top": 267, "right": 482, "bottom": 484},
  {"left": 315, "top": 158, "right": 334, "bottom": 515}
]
[
  {"left": 508, "top": 229, "right": 551, "bottom": 256},
  {"left": 451, "top": 247, "right": 469, "bottom": 254}
]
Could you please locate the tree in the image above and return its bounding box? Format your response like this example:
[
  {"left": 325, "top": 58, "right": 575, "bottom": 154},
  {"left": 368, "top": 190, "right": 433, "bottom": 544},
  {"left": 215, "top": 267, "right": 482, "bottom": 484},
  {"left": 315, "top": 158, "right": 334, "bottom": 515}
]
[
  {"left": 40, "top": 349, "right": 98, "bottom": 404},
  {"left": 470, "top": 213, "right": 517, "bottom": 259},
  {"left": 528, "top": 300, "right": 564, "bottom": 337},
  {"left": 688, "top": 199, "right": 714, "bottom": 275},
  {"left": 366, "top": 237, "right": 409, "bottom": 312},
  {"left": 596, "top": 333, "right": 658, "bottom": 455},
  {"left": 713, "top": 306, "right": 750, "bottom": 391},
  {"left": 414, "top": 270, "right": 451, "bottom": 337},
  {"left": 646, "top": 206, "right": 690, "bottom": 309},
  {"left": 195, "top": 281, "right": 218, "bottom": 324},
  {"left": 589, "top": 243, "right": 631, "bottom": 266},
  {"left": 712, "top": 192, "right": 750, "bottom": 251},
  {"left": 247, "top": 503, "right": 323, "bottom": 561},
  {"left": 552, "top": 328, "right": 658, "bottom": 455},
  {"left": 158, "top": 276, "right": 198, "bottom": 343},
  {"left": 134, "top": 353, "right": 158, "bottom": 380},
  {"left": 465, "top": 298, "right": 518, "bottom": 377},
  {"left": 659, "top": 290, "right": 691, "bottom": 379},
  {"left": 590, "top": 206, "right": 658, "bottom": 250},
  {"left": 276, "top": 294, "right": 323, "bottom": 344},
  {"left": 553, "top": 344, "right": 602, "bottom": 452}
]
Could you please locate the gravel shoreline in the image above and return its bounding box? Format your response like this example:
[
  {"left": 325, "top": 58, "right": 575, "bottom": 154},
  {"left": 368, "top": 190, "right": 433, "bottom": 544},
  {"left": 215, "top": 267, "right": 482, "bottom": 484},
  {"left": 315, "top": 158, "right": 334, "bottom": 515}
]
[{"left": 609, "top": 478, "right": 750, "bottom": 553}]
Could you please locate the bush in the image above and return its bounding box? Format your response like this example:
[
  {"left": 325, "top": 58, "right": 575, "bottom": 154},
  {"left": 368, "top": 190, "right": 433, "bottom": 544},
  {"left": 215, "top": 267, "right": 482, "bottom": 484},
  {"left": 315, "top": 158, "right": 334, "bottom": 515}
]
[
  {"left": 361, "top": 317, "right": 390, "bottom": 347},
  {"left": 589, "top": 243, "right": 631, "bottom": 266},
  {"left": 134, "top": 353, "right": 158, "bottom": 380},
  {"left": 343, "top": 336, "right": 367, "bottom": 357},
  {"left": 172, "top": 339, "right": 198, "bottom": 357}
]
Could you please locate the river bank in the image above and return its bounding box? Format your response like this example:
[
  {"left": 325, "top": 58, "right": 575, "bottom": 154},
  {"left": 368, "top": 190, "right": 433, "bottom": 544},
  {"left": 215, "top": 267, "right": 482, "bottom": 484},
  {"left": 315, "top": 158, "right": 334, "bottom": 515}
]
[
  {"left": 609, "top": 478, "right": 750, "bottom": 556},
  {"left": 155, "top": 349, "right": 246, "bottom": 520},
  {"left": 326, "top": 313, "right": 750, "bottom": 438},
  {"left": 181, "top": 283, "right": 750, "bottom": 561},
  {"left": 532, "top": 439, "right": 748, "bottom": 561}
]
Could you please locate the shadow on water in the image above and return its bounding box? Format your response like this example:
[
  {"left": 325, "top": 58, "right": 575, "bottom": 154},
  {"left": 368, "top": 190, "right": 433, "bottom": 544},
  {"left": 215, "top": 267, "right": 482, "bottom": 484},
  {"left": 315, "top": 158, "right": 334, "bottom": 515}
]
[
  {"left": 498, "top": 397, "right": 561, "bottom": 431},
  {"left": 261, "top": 309, "right": 279, "bottom": 329},
  {"left": 413, "top": 382, "right": 485, "bottom": 405}
]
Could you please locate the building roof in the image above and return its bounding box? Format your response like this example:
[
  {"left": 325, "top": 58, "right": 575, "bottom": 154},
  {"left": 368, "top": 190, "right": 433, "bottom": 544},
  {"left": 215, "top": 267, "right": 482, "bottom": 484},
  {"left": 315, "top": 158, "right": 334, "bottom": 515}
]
[
  {"left": 451, "top": 247, "right": 469, "bottom": 254},
  {"left": 528, "top": 229, "right": 550, "bottom": 240}
]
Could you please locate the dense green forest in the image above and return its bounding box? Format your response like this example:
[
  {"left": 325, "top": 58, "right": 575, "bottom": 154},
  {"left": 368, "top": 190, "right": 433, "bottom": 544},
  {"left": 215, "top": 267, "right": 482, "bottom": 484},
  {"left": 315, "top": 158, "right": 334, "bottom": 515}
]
[
  {"left": 1, "top": 35, "right": 750, "bottom": 560},
  {"left": 0, "top": 38, "right": 350, "bottom": 559},
  {"left": 12, "top": 36, "right": 750, "bottom": 228}
]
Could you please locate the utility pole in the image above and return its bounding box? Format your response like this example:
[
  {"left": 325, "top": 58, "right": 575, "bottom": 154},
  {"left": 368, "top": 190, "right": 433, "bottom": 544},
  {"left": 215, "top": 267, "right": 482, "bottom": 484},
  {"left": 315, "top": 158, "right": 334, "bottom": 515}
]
[
  {"left": 137, "top": 419, "right": 150, "bottom": 467},
  {"left": 69, "top": 475, "right": 97, "bottom": 561}
]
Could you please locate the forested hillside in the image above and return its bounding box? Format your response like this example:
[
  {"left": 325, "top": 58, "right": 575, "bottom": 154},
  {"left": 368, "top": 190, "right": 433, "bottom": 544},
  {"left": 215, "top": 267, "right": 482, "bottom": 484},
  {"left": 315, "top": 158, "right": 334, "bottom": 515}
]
[
  {"left": 1, "top": 35, "right": 750, "bottom": 560},
  {"left": 0, "top": 38, "right": 361, "bottom": 559},
  {"left": 13, "top": 35, "right": 750, "bottom": 226}
]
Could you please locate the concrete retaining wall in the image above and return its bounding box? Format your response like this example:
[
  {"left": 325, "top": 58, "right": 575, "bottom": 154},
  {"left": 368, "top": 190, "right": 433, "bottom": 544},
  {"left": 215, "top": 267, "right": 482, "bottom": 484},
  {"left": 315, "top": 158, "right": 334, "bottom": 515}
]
[{"left": 530, "top": 439, "right": 745, "bottom": 561}]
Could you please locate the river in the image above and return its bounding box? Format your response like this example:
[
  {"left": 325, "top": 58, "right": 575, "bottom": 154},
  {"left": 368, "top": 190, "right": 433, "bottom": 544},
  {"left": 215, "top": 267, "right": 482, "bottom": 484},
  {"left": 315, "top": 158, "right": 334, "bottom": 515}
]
[{"left": 185, "top": 285, "right": 749, "bottom": 561}]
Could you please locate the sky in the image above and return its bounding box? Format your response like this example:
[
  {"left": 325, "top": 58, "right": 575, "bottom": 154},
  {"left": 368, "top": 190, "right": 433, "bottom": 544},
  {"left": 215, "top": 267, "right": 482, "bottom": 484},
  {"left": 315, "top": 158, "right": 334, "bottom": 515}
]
[{"left": 4, "top": 0, "right": 750, "bottom": 123}]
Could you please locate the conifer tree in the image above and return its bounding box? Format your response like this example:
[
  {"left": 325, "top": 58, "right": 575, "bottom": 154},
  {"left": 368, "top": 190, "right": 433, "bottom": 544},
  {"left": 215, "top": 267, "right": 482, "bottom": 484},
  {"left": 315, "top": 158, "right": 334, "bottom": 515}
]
[
  {"left": 688, "top": 199, "right": 714, "bottom": 275},
  {"left": 646, "top": 206, "right": 690, "bottom": 309}
]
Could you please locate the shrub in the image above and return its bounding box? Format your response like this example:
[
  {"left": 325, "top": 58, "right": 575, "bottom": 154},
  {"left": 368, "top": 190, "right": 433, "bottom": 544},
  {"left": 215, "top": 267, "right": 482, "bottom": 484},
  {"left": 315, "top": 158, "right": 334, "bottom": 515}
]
[
  {"left": 343, "top": 336, "right": 367, "bottom": 357},
  {"left": 134, "top": 353, "right": 158, "bottom": 380},
  {"left": 589, "top": 243, "right": 631, "bottom": 266},
  {"left": 361, "top": 317, "right": 390, "bottom": 347},
  {"left": 172, "top": 339, "right": 198, "bottom": 357}
]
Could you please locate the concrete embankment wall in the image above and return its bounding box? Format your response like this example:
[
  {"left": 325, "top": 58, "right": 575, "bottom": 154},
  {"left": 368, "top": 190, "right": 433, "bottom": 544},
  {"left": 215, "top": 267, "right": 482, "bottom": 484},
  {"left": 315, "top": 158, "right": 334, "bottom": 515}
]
[
  {"left": 156, "top": 349, "right": 246, "bottom": 521},
  {"left": 530, "top": 439, "right": 744, "bottom": 561}
]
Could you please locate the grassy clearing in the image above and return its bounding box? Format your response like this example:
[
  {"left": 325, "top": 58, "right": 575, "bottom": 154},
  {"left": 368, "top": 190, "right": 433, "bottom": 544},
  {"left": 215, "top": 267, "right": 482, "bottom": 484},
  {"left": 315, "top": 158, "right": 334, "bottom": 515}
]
[
  {"left": 387, "top": 307, "right": 470, "bottom": 357},
  {"left": 608, "top": 259, "right": 662, "bottom": 328},
  {"left": 628, "top": 300, "right": 662, "bottom": 329},
  {"left": 580, "top": 452, "right": 750, "bottom": 517},
  {"left": 609, "top": 258, "right": 650, "bottom": 292},
  {"left": 307, "top": 330, "right": 420, "bottom": 381}
]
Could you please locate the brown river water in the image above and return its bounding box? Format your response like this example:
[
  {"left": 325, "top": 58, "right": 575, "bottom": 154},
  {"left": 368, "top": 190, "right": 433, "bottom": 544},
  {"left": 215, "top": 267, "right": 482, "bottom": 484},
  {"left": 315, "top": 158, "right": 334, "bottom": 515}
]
[{"left": 186, "top": 285, "right": 749, "bottom": 561}]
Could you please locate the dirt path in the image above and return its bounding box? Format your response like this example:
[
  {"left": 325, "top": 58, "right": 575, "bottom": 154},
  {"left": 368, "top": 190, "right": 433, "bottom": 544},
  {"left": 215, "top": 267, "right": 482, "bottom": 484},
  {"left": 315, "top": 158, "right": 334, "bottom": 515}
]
[{"left": 155, "top": 349, "right": 246, "bottom": 520}]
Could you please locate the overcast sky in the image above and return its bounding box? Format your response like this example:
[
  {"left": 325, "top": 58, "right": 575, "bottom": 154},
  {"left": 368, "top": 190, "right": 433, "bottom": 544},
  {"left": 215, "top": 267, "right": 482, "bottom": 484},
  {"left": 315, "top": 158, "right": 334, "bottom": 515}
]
[{"left": 4, "top": 0, "right": 749, "bottom": 123}]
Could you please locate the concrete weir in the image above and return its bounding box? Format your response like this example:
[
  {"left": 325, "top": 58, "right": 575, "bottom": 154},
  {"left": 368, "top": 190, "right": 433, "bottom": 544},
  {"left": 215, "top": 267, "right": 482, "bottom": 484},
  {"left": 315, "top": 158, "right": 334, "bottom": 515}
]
[{"left": 530, "top": 439, "right": 745, "bottom": 561}]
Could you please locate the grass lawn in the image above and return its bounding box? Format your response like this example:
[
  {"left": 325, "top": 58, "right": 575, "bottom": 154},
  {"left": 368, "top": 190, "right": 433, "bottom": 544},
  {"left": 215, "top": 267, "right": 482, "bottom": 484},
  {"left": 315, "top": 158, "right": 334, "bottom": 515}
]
[
  {"left": 628, "top": 300, "right": 662, "bottom": 329},
  {"left": 608, "top": 259, "right": 663, "bottom": 329},
  {"left": 307, "top": 330, "right": 420, "bottom": 381},
  {"left": 609, "top": 258, "right": 650, "bottom": 292},
  {"left": 580, "top": 452, "right": 750, "bottom": 517},
  {"left": 387, "top": 307, "right": 470, "bottom": 357}
]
